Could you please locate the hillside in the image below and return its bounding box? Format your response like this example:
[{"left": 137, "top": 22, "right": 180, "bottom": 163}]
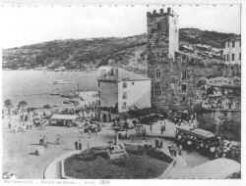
[{"left": 2, "top": 28, "right": 237, "bottom": 72}]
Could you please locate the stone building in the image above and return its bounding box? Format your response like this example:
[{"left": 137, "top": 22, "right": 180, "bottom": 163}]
[
  {"left": 147, "top": 8, "right": 195, "bottom": 111},
  {"left": 146, "top": 8, "right": 241, "bottom": 112},
  {"left": 97, "top": 66, "right": 151, "bottom": 122},
  {"left": 223, "top": 36, "right": 241, "bottom": 65}
]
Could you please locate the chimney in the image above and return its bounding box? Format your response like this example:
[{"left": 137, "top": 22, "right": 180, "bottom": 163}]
[{"left": 160, "top": 9, "right": 164, "bottom": 14}]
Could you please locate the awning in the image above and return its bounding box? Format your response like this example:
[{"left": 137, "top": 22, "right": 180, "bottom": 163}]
[{"left": 51, "top": 114, "right": 77, "bottom": 120}]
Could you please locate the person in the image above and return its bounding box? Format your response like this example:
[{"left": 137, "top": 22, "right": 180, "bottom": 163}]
[
  {"left": 155, "top": 139, "right": 159, "bottom": 148},
  {"left": 74, "top": 141, "right": 78, "bottom": 150},
  {"left": 150, "top": 124, "right": 153, "bottom": 133},
  {"left": 56, "top": 134, "right": 61, "bottom": 145},
  {"left": 78, "top": 139, "right": 82, "bottom": 150},
  {"left": 159, "top": 140, "right": 163, "bottom": 148},
  {"left": 161, "top": 122, "right": 166, "bottom": 135},
  {"left": 8, "top": 121, "right": 12, "bottom": 130},
  {"left": 142, "top": 126, "right": 147, "bottom": 139}
]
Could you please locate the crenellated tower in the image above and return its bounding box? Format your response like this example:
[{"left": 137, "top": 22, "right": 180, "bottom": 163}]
[
  {"left": 147, "top": 8, "right": 183, "bottom": 111},
  {"left": 147, "top": 7, "right": 179, "bottom": 62}
]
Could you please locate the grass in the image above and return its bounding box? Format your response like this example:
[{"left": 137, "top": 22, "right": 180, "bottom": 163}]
[{"left": 64, "top": 152, "right": 169, "bottom": 179}]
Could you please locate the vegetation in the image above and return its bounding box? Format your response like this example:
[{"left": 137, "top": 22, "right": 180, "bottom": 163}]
[
  {"left": 4, "top": 99, "right": 13, "bottom": 115},
  {"left": 2, "top": 28, "right": 238, "bottom": 71}
]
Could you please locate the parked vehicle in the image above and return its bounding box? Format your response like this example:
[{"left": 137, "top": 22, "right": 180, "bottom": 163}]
[
  {"left": 84, "top": 121, "right": 101, "bottom": 133},
  {"left": 176, "top": 127, "right": 219, "bottom": 158}
]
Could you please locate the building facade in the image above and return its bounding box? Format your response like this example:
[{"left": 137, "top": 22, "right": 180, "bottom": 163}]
[
  {"left": 147, "top": 8, "right": 196, "bottom": 111},
  {"left": 98, "top": 66, "right": 151, "bottom": 122},
  {"left": 147, "top": 8, "right": 241, "bottom": 112},
  {"left": 223, "top": 37, "right": 241, "bottom": 65}
]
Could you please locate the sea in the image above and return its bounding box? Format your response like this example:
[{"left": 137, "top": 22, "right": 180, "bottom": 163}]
[{"left": 2, "top": 70, "right": 98, "bottom": 108}]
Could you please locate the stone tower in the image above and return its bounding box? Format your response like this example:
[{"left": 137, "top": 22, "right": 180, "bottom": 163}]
[
  {"left": 147, "top": 7, "right": 179, "bottom": 61},
  {"left": 147, "top": 8, "right": 193, "bottom": 111}
]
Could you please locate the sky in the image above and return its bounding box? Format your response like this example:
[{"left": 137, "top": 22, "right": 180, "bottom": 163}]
[{"left": 0, "top": 5, "right": 241, "bottom": 48}]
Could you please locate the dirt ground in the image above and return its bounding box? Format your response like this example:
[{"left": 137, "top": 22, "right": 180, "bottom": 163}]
[{"left": 2, "top": 121, "right": 208, "bottom": 179}]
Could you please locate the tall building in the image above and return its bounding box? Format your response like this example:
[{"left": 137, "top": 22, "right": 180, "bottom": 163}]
[
  {"left": 147, "top": 8, "right": 241, "bottom": 112},
  {"left": 97, "top": 66, "right": 151, "bottom": 122},
  {"left": 147, "top": 8, "right": 195, "bottom": 111},
  {"left": 147, "top": 7, "right": 179, "bottom": 61},
  {"left": 223, "top": 36, "right": 241, "bottom": 65}
]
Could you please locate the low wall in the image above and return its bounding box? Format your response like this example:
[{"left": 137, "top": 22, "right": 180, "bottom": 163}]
[
  {"left": 45, "top": 144, "right": 176, "bottom": 179},
  {"left": 43, "top": 150, "right": 81, "bottom": 179}
]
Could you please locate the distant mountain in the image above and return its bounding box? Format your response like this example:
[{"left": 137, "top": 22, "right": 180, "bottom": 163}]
[{"left": 2, "top": 28, "right": 238, "bottom": 71}]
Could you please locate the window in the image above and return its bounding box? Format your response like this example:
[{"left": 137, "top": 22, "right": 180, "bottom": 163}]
[
  {"left": 156, "top": 69, "right": 161, "bottom": 79},
  {"left": 154, "top": 82, "right": 161, "bottom": 96},
  {"left": 181, "top": 84, "right": 187, "bottom": 93},
  {"left": 123, "top": 82, "right": 127, "bottom": 88},
  {"left": 232, "top": 54, "right": 235, "bottom": 61},
  {"left": 225, "top": 42, "right": 228, "bottom": 48},
  {"left": 122, "top": 102, "right": 127, "bottom": 109},
  {"left": 123, "top": 92, "right": 127, "bottom": 99},
  {"left": 227, "top": 54, "right": 230, "bottom": 61},
  {"left": 181, "top": 70, "right": 188, "bottom": 80},
  {"left": 232, "top": 41, "right": 235, "bottom": 48}
]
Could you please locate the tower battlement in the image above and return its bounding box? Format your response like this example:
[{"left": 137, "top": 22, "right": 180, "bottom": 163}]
[{"left": 147, "top": 8, "right": 175, "bottom": 18}]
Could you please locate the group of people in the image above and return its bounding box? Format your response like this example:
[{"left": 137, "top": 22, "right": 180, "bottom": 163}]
[
  {"left": 74, "top": 139, "right": 83, "bottom": 150},
  {"left": 168, "top": 144, "right": 183, "bottom": 157}
]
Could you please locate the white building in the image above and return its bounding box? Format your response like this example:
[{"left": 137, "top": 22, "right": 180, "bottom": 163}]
[
  {"left": 223, "top": 36, "right": 241, "bottom": 65},
  {"left": 97, "top": 66, "right": 151, "bottom": 122}
]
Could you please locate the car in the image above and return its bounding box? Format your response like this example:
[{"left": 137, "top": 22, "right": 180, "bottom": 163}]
[
  {"left": 118, "top": 129, "right": 136, "bottom": 140},
  {"left": 176, "top": 127, "right": 219, "bottom": 158},
  {"left": 84, "top": 122, "right": 101, "bottom": 133}
]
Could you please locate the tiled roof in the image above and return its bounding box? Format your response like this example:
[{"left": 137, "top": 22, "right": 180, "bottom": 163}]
[{"left": 117, "top": 68, "right": 150, "bottom": 81}]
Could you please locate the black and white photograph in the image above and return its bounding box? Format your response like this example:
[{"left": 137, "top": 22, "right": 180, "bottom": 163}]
[{"left": 0, "top": 0, "right": 243, "bottom": 181}]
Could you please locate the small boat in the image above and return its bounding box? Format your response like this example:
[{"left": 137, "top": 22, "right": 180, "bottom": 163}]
[
  {"left": 50, "top": 93, "right": 60, "bottom": 96},
  {"left": 53, "top": 80, "right": 71, "bottom": 85}
]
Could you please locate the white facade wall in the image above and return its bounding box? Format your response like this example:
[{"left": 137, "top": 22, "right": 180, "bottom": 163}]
[
  {"left": 223, "top": 39, "right": 241, "bottom": 65},
  {"left": 98, "top": 81, "right": 118, "bottom": 108},
  {"left": 168, "top": 14, "right": 179, "bottom": 60},
  {"left": 118, "top": 80, "right": 151, "bottom": 113}
]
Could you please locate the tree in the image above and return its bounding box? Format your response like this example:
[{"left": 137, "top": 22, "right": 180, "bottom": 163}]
[
  {"left": 17, "top": 100, "right": 28, "bottom": 112},
  {"left": 4, "top": 99, "right": 13, "bottom": 116}
]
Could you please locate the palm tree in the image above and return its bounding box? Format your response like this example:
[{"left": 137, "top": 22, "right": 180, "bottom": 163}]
[{"left": 4, "top": 99, "right": 13, "bottom": 116}]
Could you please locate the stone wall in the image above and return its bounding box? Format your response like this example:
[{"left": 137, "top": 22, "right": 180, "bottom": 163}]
[{"left": 147, "top": 8, "right": 241, "bottom": 112}]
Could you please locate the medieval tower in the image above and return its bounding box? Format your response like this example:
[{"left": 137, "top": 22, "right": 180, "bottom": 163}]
[{"left": 147, "top": 8, "right": 195, "bottom": 111}]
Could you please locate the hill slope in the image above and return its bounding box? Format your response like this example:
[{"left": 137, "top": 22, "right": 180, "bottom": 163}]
[{"left": 2, "top": 28, "right": 237, "bottom": 72}]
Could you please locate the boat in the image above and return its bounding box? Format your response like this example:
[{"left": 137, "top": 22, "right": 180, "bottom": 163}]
[{"left": 53, "top": 80, "right": 71, "bottom": 85}]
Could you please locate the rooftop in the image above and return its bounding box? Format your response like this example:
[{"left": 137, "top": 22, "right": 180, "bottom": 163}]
[
  {"left": 98, "top": 66, "right": 150, "bottom": 82},
  {"left": 51, "top": 114, "right": 77, "bottom": 120},
  {"left": 223, "top": 35, "right": 241, "bottom": 43}
]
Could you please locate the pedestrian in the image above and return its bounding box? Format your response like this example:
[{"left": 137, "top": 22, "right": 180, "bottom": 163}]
[
  {"left": 78, "top": 139, "right": 82, "bottom": 150},
  {"left": 56, "top": 134, "right": 61, "bottom": 145},
  {"left": 75, "top": 141, "right": 78, "bottom": 150},
  {"left": 159, "top": 140, "right": 163, "bottom": 148},
  {"left": 161, "top": 124, "right": 166, "bottom": 135},
  {"left": 150, "top": 124, "right": 153, "bottom": 133},
  {"left": 8, "top": 121, "right": 11, "bottom": 130},
  {"left": 142, "top": 126, "right": 147, "bottom": 139},
  {"left": 155, "top": 139, "right": 159, "bottom": 148}
]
